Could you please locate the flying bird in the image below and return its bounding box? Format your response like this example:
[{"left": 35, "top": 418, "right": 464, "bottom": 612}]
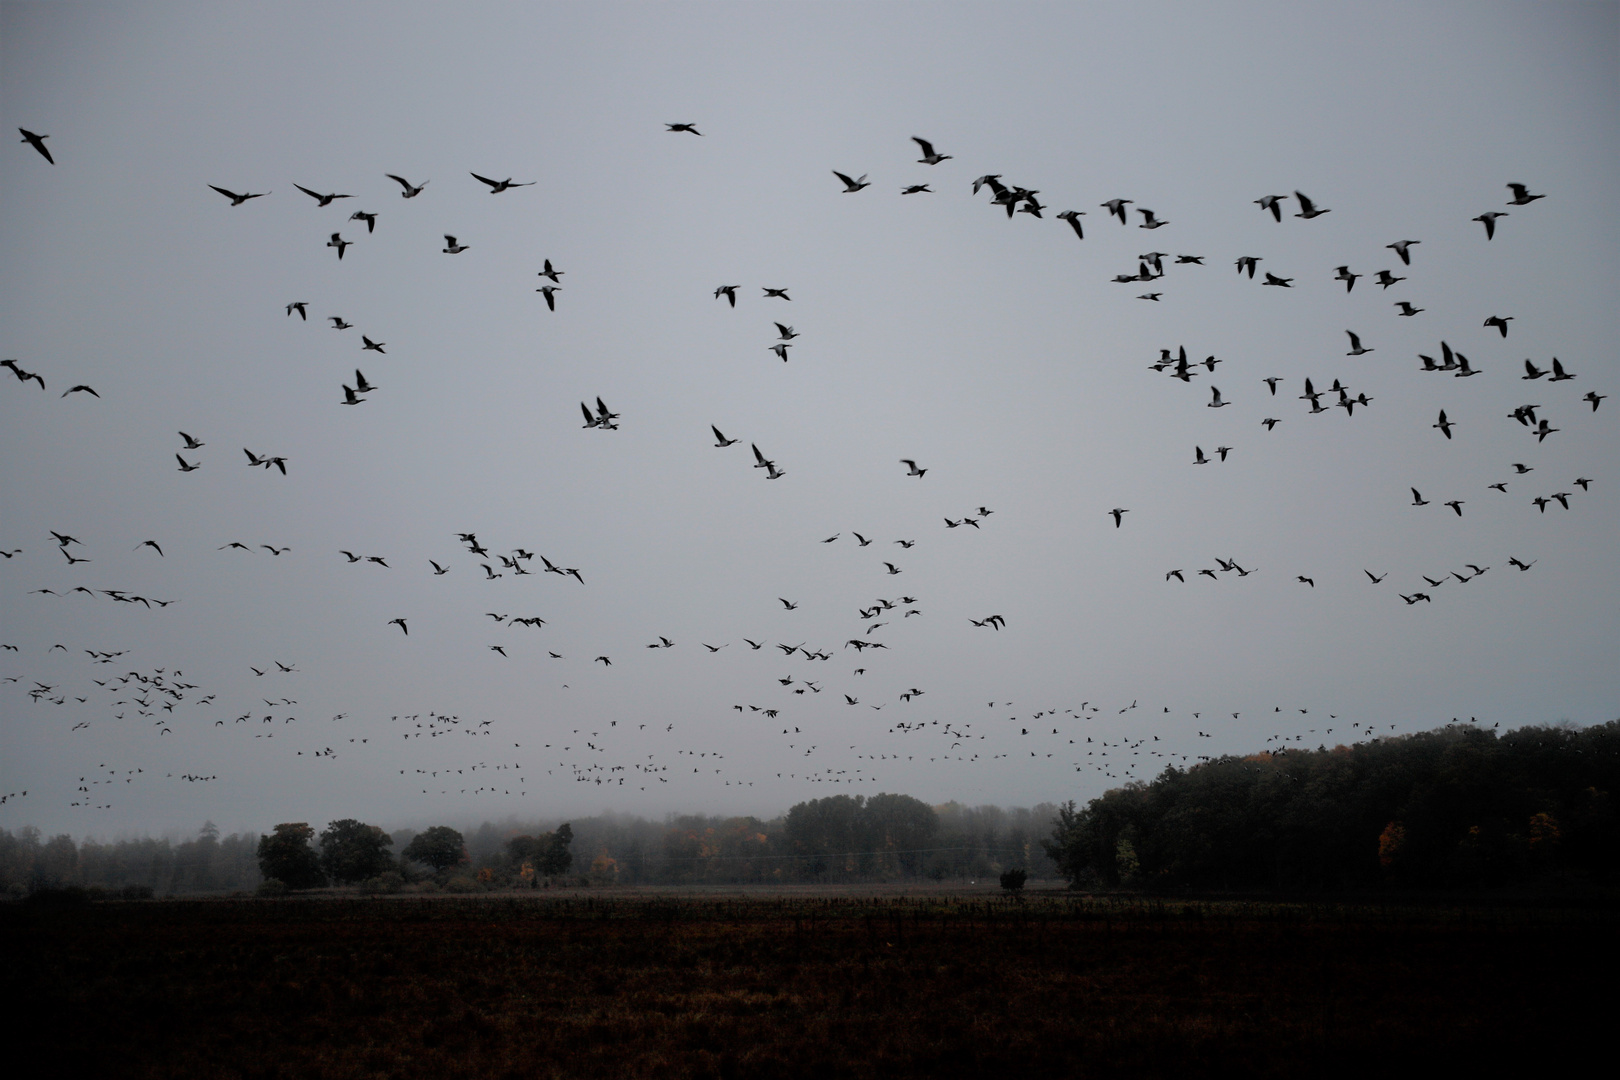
[
  {"left": 1346, "top": 331, "right": 1372, "bottom": 355},
  {"left": 1433, "top": 410, "right": 1454, "bottom": 439},
  {"left": 294, "top": 184, "right": 352, "bottom": 206},
  {"left": 900, "top": 459, "right": 927, "bottom": 477},
  {"left": 385, "top": 174, "right": 429, "bottom": 198},
  {"left": 1101, "top": 198, "right": 1132, "bottom": 224},
  {"left": 19, "top": 128, "right": 53, "bottom": 163},
  {"left": 1334, "top": 266, "right": 1360, "bottom": 292},
  {"left": 911, "top": 137, "right": 951, "bottom": 164},
  {"left": 1505, "top": 183, "right": 1544, "bottom": 206},
  {"left": 209, "top": 185, "right": 268, "bottom": 205},
  {"left": 443, "top": 235, "right": 470, "bottom": 254},
  {"left": 1474, "top": 212, "right": 1507, "bottom": 240},
  {"left": 349, "top": 210, "right": 377, "bottom": 233},
  {"left": 538, "top": 260, "right": 564, "bottom": 283},
  {"left": 1136, "top": 207, "right": 1168, "bottom": 229},
  {"left": 61, "top": 385, "right": 99, "bottom": 398},
  {"left": 1293, "top": 191, "right": 1330, "bottom": 218},
  {"left": 1109, "top": 508, "right": 1128, "bottom": 528},
  {"left": 1208, "top": 386, "right": 1229, "bottom": 408},
  {"left": 1387, "top": 240, "right": 1419, "bottom": 265},
  {"left": 1395, "top": 302, "right": 1424, "bottom": 317},
  {"left": 1056, "top": 210, "right": 1085, "bottom": 238},
  {"left": 388, "top": 618, "right": 408, "bottom": 635},
  {"left": 361, "top": 336, "right": 385, "bottom": 353},
  {"left": 711, "top": 425, "right": 738, "bottom": 447},
  {"left": 1484, "top": 316, "right": 1513, "bottom": 337},
  {"left": 470, "top": 173, "right": 535, "bottom": 193},
  {"left": 327, "top": 233, "right": 351, "bottom": 260},
  {"left": 833, "top": 171, "right": 870, "bottom": 193},
  {"left": 537, "top": 285, "right": 560, "bottom": 310},
  {"left": 715, "top": 285, "right": 738, "bottom": 307},
  {"left": 1255, "top": 194, "right": 1286, "bottom": 221},
  {"left": 666, "top": 123, "right": 702, "bottom": 135},
  {"left": 763, "top": 288, "right": 791, "bottom": 300},
  {"left": 286, "top": 302, "right": 308, "bottom": 320}
]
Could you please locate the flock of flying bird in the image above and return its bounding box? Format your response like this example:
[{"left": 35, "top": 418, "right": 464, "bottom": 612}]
[{"left": 2, "top": 120, "right": 1606, "bottom": 823}]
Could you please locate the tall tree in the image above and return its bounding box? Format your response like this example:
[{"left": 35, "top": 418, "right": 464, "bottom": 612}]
[
  {"left": 404, "top": 826, "right": 467, "bottom": 874},
  {"left": 318, "top": 819, "right": 394, "bottom": 884},
  {"left": 257, "top": 823, "right": 325, "bottom": 889}
]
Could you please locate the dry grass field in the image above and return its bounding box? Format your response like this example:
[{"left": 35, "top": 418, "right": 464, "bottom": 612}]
[{"left": 5, "top": 889, "right": 1610, "bottom": 1079}]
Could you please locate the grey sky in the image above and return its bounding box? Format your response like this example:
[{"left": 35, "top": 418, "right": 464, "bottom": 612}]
[{"left": 2, "top": 1, "right": 1615, "bottom": 838}]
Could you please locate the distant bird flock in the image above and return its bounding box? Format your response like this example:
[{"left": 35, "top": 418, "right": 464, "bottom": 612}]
[{"left": 1, "top": 122, "right": 1604, "bottom": 818}]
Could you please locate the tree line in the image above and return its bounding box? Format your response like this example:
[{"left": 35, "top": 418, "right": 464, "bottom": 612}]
[
  {"left": 1043, "top": 721, "right": 1618, "bottom": 890},
  {"left": 0, "top": 795, "right": 1059, "bottom": 896}
]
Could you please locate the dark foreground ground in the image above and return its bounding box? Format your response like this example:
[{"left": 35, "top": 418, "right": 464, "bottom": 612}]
[{"left": 5, "top": 889, "right": 1612, "bottom": 1079}]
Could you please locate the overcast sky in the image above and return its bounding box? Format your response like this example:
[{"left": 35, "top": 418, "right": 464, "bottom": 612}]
[{"left": 2, "top": 1, "right": 1615, "bottom": 839}]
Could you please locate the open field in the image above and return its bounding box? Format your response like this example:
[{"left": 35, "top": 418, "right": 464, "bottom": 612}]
[{"left": 6, "top": 890, "right": 1612, "bottom": 1079}]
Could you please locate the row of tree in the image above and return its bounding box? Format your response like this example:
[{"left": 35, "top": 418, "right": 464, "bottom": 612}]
[
  {"left": 0, "top": 797, "right": 1058, "bottom": 895},
  {"left": 1043, "top": 721, "right": 1618, "bottom": 890}
]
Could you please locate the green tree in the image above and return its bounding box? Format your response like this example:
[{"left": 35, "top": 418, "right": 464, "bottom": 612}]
[
  {"left": 318, "top": 819, "right": 394, "bottom": 884},
  {"left": 404, "top": 826, "right": 467, "bottom": 874},
  {"left": 257, "top": 822, "right": 325, "bottom": 889}
]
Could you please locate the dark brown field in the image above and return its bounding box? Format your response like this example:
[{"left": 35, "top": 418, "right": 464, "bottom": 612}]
[{"left": 6, "top": 888, "right": 1610, "bottom": 1078}]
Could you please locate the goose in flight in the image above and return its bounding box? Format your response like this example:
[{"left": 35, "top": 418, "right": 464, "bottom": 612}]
[
  {"left": 1474, "top": 212, "right": 1506, "bottom": 240},
  {"left": 1346, "top": 331, "right": 1372, "bottom": 356},
  {"left": 1056, "top": 210, "right": 1085, "bottom": 238},
  {"left": 1374, "top": 269, "right": 1404, "bottom": 289},
  {"left": 361, "top": 336, "right": 385, "bottom": 353},
  {"left": 1207, "top": 386, "right": 1229, "bottom": 408},
  {"left": 1137, "top": 293, "right": 1161, "bottom": 302},
  {"left": 443, "top": 235, "right": 470, "bottom": 254},
  {"left": 471, "top": 173, "right": 535, "bottom": 193},
  {"left": 833, "top": 171, "right": 870, "bottom": 192},
  {"left": 1395, "top": 302, "right": 1424, "bottom": 317},
  {"left": 1136, "top": 207, "right": 1168, "bottom": 229},
  {"left": 538, "top": 259, "right": 564, "bottom": 283},
  {"left": 1100, "top": 198, "right": 1132, "bottom": 223},
  {"left": 1507, "top": 557, "right": 1536, "bottom": 571},
  {"left": 19, "top": 128, "right": 53, "bottom": 163},
  {"left": 1235, "top": 256, "right": 1260, "bottom": 278},
  {"left": 385, "top": 174, "right": 428, "bottom": 198},
  {"left": 911, "top": 137, "right": 951, "bottom": 164},
  {"left": 714, "top": 285, "right": 738, "bottom": 307},
  {"left": 62, "top": 384, "right": 98, "bottom": 398},
  {"left": 340, "top": 384, "right": 364, "bottom": 406},
  {"left": 1444, "top": 500, "right": 1464, "bottom": 516},
  {"left": 2, "top": 359, "right": 45, "bottom": 389},
  {"left": 900, "top": 459, "right": 927, "bottom": 477},
  {"left": 1334, "top": 266, "right": 1360, "bottom": 292},
  {"left": 1261, "top": 417, "right": 1281, "bottom": 430},
  {"left": 882, "top": 562, "right": 902, "bottom": 575},
  {"left": 1411, "top": 488, "right": 1429, "bottom": 506},
  {"left": 1534, "top": 419, "right": 1559, "bottom": 442},
  {"left": 666, "top": 123, "right": 702, "bottom": 135},
  {"left": 711, "top": 425, "right": 738, "bottom": 447},
  {"left": 1433, "top": 410, "right": 1454, "bottom": 439},
  {"left": 1293, "top": 191, "right": 1329, "bottom": 218},
  {"left": 1297, "top": 576, "right": 1315, "bottom": 587},
  {"left": 900, "top": 183, "right": 931, "bottom": 194},
  {"left": 1388, "top": 240, "right": 1419, "bottom": 265},
  {"left": 763, "top": 287, "right": 791, "bottom": 300},
  {"left": 354, "top": 369, "right": 377, "bottom": 393},
  {"left": 1262, "top": 272, "right": 1292, "bottom": 287},
  {"left": 1166, "top": 570, "right": 1185, "bottom": 582},
  {"left": 1483, "top": 315, "right": 1513, "bottom": 337},
  {"left": 537, "top": 285, "right": 560, "bottom": 310},
  {"left": 751, "top": 444, "right": 775, "bottom": 469},
  {"left": 1109, "top": 508, "right": 1128, "bottom": 528},
  {"left": 769, "top": 342, "right": 790, "bottom": 361},
  {"left": 136, "top": 540, "right": 163, "bottom": 557},
  {"left": 286, "top": 302, "right": 308, "bottom": 320},
  {"left": 210, "top": 185, "right": 268, "bottom": 205},
  {"left": 1256, "top": 194, "right": 1286, "bottom": 221},
  {"left": 1365, "top": 571, "right": 1387, "bottom": 584},
  {"left": 1505, "top": 183, "right": 1544, "bottom": 206},
  {"left": 176, "top": 454, "right": 200, "bottom": 472},
  {"left": 1193, "top": 446, "right": 1209, "bottom": 465},
  {"left": 294, "top": 184, "right": 352, "bottom": 206},
  {"left": 1262, "top": 377, "right": 1281, "bottom": 395},
  {"left": 329, "top": 316, "right": 353, "bottom": 329},
  {"left": 388, "top": 618, "right": 408, "bottom": 635},
  {"left": 1584, "top": 391, "right": 1606, "bottom": 411},
  {"left": 778, "top": 598, "right": 799, "bottom": 610},
  {"left": 774, "top": 323, "right": 799, "bottom": 340},
  {"left": 327, "top": 233, "right": 351, "bottom": 260},
  {"left": 429, "top": 560, "right": 450, "bottom": 575},
  {"left": 1547, "top": 358, "right": 1575, "bottom": 381}
]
